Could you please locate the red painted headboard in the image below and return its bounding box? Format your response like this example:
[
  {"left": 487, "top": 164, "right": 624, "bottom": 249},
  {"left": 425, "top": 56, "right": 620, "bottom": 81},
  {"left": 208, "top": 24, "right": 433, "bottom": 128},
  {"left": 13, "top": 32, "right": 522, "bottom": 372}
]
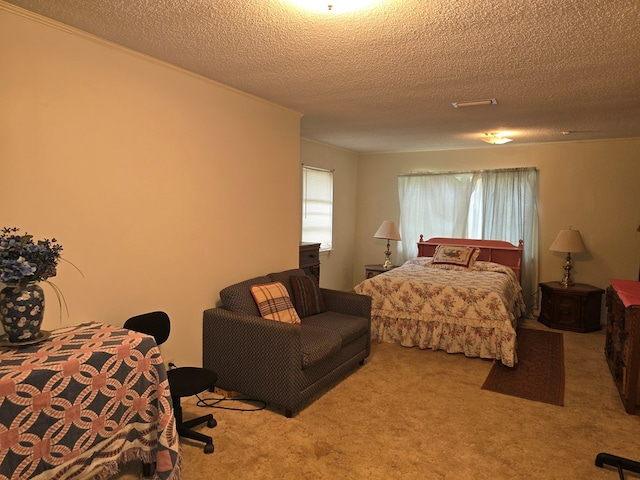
[{"left": 417, "top": 236, "right": 524, "bottom": 282}]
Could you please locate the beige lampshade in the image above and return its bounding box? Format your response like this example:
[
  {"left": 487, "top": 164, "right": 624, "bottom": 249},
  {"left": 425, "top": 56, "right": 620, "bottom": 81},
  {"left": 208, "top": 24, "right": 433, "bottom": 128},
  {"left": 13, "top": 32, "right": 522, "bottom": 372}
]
[
  {"left": 374, "top": 220, "right": 401, "bottom": 241},
  {"left": 549, "top": 229, "right": 587, "bottom": 253}
]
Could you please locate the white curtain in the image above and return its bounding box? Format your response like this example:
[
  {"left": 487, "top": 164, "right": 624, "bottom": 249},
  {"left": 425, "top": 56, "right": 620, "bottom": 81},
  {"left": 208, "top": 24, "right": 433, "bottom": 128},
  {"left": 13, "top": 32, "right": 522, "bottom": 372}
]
[
  {"left": 398, "top": 167, "right": 539, "bottom": 315},
  {"left": 397, "top": 172, "right": 475, "bottom": 259}
]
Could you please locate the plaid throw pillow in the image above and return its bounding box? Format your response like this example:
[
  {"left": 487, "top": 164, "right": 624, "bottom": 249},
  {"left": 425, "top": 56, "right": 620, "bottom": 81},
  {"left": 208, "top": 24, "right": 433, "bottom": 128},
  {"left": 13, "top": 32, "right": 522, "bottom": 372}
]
[
  {"left": 250, "top": 282, "right": 301, "bottom": 324},
  {"left": 290, "top": 275, "right": 326, "bottom": 318}
]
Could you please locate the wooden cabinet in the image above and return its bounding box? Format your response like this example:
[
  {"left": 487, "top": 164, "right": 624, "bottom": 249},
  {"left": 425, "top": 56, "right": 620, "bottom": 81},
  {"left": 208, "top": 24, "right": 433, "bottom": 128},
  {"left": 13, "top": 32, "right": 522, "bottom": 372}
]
[
  {"left": 299, "top": 242, "right": 320, "bottom": 283},
  {"left": 365, "top": 264, "right": 397, "bottom": 279},
  {"left": 605, "top": 280, "right": 640, "bottom": 414},
  {"left": 538, "top": 281, "right": 604, "bottom": 332}
]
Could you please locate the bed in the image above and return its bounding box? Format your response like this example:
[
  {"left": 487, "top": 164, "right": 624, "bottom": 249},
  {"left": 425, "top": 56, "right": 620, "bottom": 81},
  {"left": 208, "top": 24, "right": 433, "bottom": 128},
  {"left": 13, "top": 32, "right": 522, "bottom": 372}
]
[{"left": 354, "top": 236, "right": 526, "bottom": 367}]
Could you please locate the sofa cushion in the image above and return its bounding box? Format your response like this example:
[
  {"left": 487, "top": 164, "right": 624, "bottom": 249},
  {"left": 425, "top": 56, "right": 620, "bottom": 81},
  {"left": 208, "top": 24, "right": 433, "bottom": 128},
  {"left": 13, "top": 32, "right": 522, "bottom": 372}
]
[
  {"left": 303, "top": 312, "right": 369, "bottom": 347},
  {"left": 300, "top": 325, "right": 342, "bottom": 369},
  {"left": 220, "top": 275, "right": 272, "bottom": 316},
  {"left": 250, "top": 282, "right": 301, "bottom": 324},
  {"left": 267, "top": 268, "right": 307, "bottom": 299},
  {"left": 290, "top": 275, "right": 326, "bottom": 318}
]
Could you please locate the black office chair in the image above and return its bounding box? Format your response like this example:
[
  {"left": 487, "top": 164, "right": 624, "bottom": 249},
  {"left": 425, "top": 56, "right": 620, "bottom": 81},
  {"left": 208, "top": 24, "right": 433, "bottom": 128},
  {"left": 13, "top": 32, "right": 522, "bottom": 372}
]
[
  {"left": 596, "top": 452, "right": 640, "bottom": 479},
  {"left": 124, "top": 311, "right": 218, "bottom": 454}
]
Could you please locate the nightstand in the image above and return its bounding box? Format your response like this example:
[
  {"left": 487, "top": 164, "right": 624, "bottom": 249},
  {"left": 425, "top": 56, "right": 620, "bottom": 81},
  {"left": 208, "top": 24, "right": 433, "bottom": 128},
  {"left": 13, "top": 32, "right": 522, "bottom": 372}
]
[
  {"left": 365, "top": 264, "right": 397, "bottom": 279},
  {"left": 538, "top": 281, "right": 605, "bottom": 332}
]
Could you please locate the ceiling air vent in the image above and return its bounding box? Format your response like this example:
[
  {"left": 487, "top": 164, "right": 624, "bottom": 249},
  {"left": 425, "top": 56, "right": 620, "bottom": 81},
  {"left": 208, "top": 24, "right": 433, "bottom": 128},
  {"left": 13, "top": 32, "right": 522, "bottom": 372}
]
[{"left": 452, "top": 98, "right": 498, "bottom": 108}]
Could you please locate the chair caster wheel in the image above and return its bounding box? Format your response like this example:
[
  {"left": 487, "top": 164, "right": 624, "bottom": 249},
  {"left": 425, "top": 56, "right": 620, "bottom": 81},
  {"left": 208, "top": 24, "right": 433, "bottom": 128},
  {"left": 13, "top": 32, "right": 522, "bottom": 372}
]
[
  {"left": 208, "top": 418, "right": 217, "bottom": 428},
  {"left": 204, "top": 443, "right": 214, "bottom": 454}
]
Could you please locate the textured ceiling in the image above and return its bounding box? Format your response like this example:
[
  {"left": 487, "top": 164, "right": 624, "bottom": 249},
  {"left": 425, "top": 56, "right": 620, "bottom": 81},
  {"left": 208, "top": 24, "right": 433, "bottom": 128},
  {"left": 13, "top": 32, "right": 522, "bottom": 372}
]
[{"left": 4, "top": 0, "right": 640, "bottom": 152}]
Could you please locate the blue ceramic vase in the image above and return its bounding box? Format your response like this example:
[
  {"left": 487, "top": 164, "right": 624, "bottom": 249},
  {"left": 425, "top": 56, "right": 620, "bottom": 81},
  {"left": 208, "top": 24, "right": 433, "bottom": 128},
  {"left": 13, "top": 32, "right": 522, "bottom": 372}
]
[{"left": 0, "top": 283, "right": 45, "bottom": 343}]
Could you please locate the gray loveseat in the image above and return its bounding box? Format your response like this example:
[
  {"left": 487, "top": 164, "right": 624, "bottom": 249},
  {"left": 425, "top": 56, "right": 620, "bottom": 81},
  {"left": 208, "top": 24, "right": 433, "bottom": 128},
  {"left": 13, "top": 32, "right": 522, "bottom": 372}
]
[{"left": 202, "top": 268, "right": 371, "bottom": 417}]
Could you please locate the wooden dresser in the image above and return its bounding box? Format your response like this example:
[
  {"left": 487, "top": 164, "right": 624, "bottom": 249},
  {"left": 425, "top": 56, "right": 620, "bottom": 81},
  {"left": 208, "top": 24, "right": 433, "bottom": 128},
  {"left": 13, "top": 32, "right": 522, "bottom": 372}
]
[
  {"left": 604, "top": 279, "right": 640, "bottom": 414},
  {"left": 299, "top": 242, "right": 321, "bottom": 283}
]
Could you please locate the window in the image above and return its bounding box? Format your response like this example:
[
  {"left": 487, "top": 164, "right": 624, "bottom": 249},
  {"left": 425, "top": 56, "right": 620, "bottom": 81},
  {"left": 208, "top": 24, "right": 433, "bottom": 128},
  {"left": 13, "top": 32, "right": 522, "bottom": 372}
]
[
  {"left": 302, "top": 165, "right": 333, "bottom": 251},
  {"left": 398, "top": 167, "right": 539, "bottom": 314}
]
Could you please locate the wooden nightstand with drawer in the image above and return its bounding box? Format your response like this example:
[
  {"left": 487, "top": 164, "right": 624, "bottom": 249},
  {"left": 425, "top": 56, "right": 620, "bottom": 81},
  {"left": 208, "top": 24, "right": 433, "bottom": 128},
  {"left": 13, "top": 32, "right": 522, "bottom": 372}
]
[
  {"left": 538, "top": 281, "right": 604, "bottom": 332},
  {"left": 365, "top": 264, "right": 397, "bottom": 279}
]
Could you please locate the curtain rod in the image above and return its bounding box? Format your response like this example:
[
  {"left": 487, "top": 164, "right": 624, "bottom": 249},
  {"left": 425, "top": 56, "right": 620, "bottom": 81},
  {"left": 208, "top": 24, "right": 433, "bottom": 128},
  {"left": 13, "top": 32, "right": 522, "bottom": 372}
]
[
  {"left": 302, "top": 164, "right": 335, "bottom": 173},
  {"left": 398, "top": 166, "right": 538, "bottom": 177}
]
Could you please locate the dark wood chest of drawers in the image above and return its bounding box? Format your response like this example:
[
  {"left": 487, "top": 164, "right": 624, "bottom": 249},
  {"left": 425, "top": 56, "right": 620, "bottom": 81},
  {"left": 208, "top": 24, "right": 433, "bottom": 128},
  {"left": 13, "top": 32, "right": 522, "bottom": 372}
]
[
  {"left": 605, "top": 282, "right": 640, "bottom": 414},
  {"left": 299, "top": 242, "right": 320, "bottom": 283}
]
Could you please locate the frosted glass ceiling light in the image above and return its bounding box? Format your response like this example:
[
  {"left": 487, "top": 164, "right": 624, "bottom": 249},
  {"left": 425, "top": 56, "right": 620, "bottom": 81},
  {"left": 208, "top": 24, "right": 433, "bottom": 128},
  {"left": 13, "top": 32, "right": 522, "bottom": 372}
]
[
  {"left": 481, "top": 133, "right": 513, "bottom": 145},
  {"left": 287, "top": 0, "right": 382, "bottom": 13}
]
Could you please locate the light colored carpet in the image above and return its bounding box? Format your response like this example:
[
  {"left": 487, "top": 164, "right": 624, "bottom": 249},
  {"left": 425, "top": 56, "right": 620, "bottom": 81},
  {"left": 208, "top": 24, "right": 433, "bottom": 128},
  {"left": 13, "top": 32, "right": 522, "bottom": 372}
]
[{"left": 112, "top": 319, "right": 640, "bottom": 479}]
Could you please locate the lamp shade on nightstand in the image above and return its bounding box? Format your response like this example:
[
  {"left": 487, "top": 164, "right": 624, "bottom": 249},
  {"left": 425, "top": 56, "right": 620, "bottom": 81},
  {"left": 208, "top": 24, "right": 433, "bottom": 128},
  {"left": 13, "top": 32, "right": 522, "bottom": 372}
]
[
  {"left": 549, "top": 229, "right": 587, "bottom": 254},
  {"left": 374, "top": 220, "right": 401, "bottom": 269},
  {"left": 374, "top": 221, "right": 401, "bottom": 242},
  {"left": 549, "top": 228, "right": 587, "bottom": 286}
]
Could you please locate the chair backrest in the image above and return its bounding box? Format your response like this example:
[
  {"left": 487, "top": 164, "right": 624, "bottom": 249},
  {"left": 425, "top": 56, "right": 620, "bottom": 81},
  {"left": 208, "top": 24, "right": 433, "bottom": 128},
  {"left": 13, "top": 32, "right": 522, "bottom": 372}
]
[{"left": 124, "top": 311, "right": 171, "bottom": 346}]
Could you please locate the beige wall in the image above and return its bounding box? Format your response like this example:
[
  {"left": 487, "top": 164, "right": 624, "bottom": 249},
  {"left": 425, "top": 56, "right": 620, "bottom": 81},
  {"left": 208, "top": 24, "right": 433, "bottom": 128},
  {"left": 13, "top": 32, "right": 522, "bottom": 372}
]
[
  {"left": 300, "top": 139, "right": 359, "bottom": 291},
  {"left": 354, "top": 140, "right": 640, "bottom": 321},
  {"left": 3, "top": 3, "right": 640, "bottom": 363},
  {"left": 0, "top": 6, "right": 302, "bottom": 366}
]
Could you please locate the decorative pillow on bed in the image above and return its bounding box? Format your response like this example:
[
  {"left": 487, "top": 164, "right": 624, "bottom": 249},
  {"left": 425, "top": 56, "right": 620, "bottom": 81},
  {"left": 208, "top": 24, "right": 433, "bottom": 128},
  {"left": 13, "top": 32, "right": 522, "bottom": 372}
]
[
  {"left": 431, "top": 245, "right": 480, "bottom": 269},
  {"left": 290, "top": 275, "right": 326, "bottom": 318},
  {"left": 250, "top": 282, "right": 301, "bottom": 324}
]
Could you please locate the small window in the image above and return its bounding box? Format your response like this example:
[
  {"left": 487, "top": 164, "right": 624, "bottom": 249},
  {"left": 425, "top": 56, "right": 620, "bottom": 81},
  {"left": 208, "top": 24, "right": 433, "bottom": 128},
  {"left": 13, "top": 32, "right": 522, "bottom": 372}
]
[{"left": 302, "top": 166, "right": 333, "bottom": 251}]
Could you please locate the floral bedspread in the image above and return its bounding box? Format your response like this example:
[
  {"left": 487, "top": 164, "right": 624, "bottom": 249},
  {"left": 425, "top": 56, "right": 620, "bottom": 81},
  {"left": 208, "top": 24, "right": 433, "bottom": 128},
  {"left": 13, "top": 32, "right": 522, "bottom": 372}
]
[{"left": 354, "top": 258, "right": 525, "bottom": 367}]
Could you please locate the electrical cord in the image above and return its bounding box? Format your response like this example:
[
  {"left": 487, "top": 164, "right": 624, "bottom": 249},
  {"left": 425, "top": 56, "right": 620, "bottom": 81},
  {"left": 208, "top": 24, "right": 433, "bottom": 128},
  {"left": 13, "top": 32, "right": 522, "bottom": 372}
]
[
  {"left": 167, "top": 361, "right": 266, "bottom": 412},
  {"left": 195, "top": 393, "right": 266, "bottom": 412}
]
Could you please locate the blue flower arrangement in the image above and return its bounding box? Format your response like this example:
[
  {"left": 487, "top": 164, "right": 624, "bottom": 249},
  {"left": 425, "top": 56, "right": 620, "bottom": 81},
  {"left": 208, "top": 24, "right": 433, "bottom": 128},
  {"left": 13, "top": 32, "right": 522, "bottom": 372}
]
[{"left": 0, "top": 227, "right": 63, "bottom": 289}]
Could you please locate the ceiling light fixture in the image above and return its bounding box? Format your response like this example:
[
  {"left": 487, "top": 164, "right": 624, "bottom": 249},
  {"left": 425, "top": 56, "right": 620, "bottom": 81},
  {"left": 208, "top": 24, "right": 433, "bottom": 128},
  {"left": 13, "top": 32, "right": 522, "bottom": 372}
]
[
  {"left": 452, "top": 98, "right": 498, "bottom": 108},
  {"left": 481, "top": 133, "right": 513, "bottom": 145},
  {"left": 286, "top": 0, "right": 381, "bottom": 13}
]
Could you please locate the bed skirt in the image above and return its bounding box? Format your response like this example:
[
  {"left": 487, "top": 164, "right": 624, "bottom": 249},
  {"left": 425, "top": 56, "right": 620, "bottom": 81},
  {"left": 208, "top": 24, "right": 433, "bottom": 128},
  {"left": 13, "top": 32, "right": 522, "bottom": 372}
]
[{"left": 371, "top": 314, "right": 518, "bottom": 367}]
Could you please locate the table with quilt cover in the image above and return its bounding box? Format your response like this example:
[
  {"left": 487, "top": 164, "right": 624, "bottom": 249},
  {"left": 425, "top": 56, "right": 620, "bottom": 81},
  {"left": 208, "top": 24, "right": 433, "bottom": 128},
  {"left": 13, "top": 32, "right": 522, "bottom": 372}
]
[
  {"left": 0, "top": 322, "right": 181, "bottom": 480},
  {"left": 354, "top": 257, "right": 526, "bottom": 367}
]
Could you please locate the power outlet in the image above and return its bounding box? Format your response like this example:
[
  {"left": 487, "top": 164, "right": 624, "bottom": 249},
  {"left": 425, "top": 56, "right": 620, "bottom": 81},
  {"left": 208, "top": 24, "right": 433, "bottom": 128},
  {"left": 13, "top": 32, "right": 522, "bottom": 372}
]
[{"left": 164, "top": 357, "right": 175, "bottom": 370}]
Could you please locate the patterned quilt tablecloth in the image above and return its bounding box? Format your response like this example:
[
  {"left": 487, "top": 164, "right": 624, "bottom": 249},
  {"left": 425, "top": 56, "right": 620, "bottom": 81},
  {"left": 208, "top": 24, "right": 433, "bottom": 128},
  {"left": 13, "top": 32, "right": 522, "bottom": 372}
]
[{"left": 0, "top": 322, "right": 181, "bottom": 480}]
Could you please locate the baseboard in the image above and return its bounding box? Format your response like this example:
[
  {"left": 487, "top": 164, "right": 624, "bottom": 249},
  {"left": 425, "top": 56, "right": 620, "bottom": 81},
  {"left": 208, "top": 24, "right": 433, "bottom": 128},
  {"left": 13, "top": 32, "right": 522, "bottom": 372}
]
[{"left": 214, "top": 386, "right": 240, "bottom": 398}]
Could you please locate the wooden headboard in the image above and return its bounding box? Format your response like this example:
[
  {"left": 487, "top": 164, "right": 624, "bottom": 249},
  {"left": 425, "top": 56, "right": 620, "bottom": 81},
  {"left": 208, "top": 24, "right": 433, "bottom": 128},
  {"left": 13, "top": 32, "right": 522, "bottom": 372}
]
[{"left": 417, "top": 235, "right": 524, "bottom": 282}]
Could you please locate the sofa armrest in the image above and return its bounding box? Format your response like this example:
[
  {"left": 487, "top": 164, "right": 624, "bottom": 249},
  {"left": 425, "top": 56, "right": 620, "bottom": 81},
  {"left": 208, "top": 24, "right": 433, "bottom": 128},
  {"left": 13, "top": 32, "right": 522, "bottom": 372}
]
[{"left": 320, "top": 288, "right": 371, "bottom": 319}]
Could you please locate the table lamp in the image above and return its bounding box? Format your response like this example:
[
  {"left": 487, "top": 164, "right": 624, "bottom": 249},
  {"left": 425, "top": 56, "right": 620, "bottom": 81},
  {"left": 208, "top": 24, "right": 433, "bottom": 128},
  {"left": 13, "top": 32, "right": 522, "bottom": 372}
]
[
  {"left": 549, "top": 227, "right": 587, "bottom": 286},
  {"left": 374, "top": 220, "right": 401, "bottom": 269}
]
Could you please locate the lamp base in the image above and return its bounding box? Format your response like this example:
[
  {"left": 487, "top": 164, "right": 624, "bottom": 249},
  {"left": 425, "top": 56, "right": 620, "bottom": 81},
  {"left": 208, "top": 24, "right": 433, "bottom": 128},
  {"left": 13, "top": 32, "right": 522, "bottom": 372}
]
[
  {"left": 559, "top": 254, "right": 574, "bottom": 287},
  {"left": 559, "top": 276, "right": 574, "bottom": 287},
  {"left": 383, "top": 240, "right": 393, "bottom": 269}
]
